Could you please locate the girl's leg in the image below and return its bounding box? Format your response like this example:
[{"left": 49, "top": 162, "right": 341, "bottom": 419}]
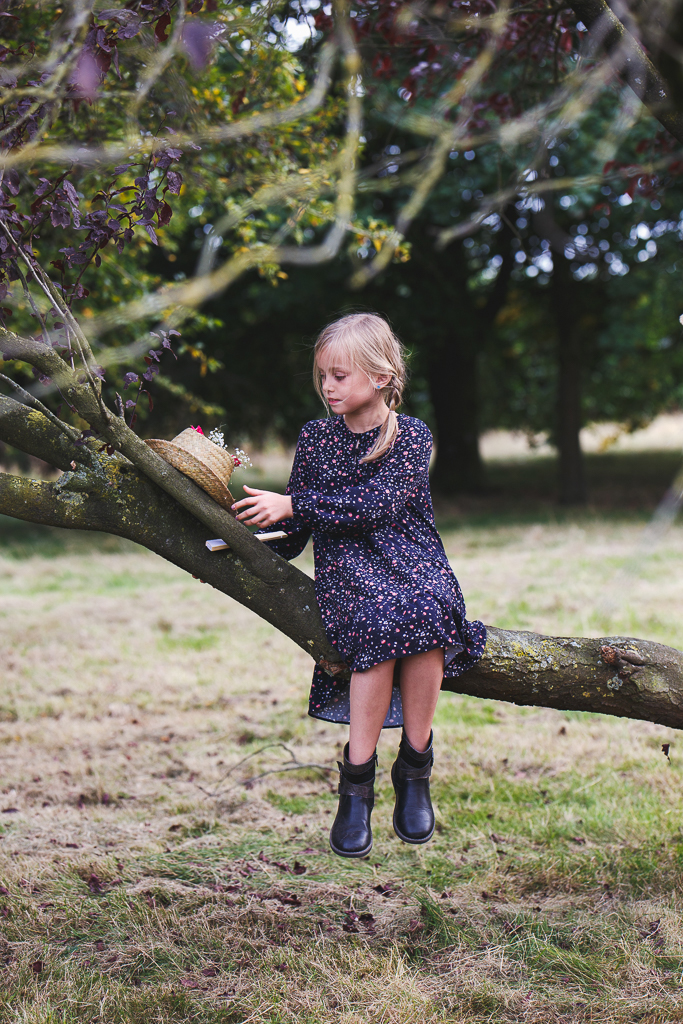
[
  {"left": 399, "top": 647, "right": 445, "bottom": 751},
  {"left": 330, "top": 659, "right": 395, "bottom": 859},
  {"left": 391, "top": 647, "right": 444, "bottom": 845},
  {"left": 348, "top": 659, "right": 395, "bottom": 763}
]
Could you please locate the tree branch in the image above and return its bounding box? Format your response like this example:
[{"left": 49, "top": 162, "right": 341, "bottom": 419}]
[
  {"left": 0, "top": 397, "right": 341, "bottom": 670},
  {"left": 3, "top": 452, "right": 683, "bottom": 729},
  {"left": 567, "top": 0, "right": 683, "bottom": 143},
  {"left": 453, "top": 627, "right": 683, "bottom": 730}
]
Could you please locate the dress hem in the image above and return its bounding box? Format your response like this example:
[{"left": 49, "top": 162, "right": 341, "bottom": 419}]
[{"left": 307, "top": 708, "right": 403, "bottom": 728}]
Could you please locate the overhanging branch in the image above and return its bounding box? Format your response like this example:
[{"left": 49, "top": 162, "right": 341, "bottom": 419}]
[{"left": 567, "top": 0, "right": 683, "bottom": 143}]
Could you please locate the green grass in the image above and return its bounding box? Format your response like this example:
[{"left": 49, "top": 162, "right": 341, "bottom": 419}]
[{"left": 2, "top": 448, "right": 683, "bottom": 1020}]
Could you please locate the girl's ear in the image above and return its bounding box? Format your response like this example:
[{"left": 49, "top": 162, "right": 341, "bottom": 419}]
[{"left": 375, "top": 375, "right": 392, "bottom": 389}]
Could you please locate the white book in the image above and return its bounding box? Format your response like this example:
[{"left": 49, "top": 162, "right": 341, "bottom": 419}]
[{"left": 205, "top": 531, "right": 287, "bottom": 552}]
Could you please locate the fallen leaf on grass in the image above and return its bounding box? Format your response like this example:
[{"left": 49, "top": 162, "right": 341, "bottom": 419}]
[
  {"left": 201, "top": 967, "right": 218, "bottom": 977},
  {"left": 31, "top": 961, "right": 43, "bottom": 974},
  {"left": 0, "top": 886, "right": 9, "bottom": 896},
  {"left": 570, "top": 836, "right": 587, "bottom": 845},
  {"left": 180, "top": 977, "right": 200, "bottom": 989},
  {"left": 88, "top": 874, "right": 104, "bottom": 893},
  {"left": 276, "top": 893, "right": 301, "bottom": 907},
  {"left": 1, "top": 808, "right": 18, "bottom": 814},
  {"left": 292, "top": 861, "right": 306, "bottom": 875},
  {"left": 407, "top": 919, "right": 423, "bottom": 933},
  {"left": 373, "top": 883, "right": 395, "bottom": 898}
]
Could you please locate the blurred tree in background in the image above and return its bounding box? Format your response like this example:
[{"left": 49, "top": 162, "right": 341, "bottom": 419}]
[{"left": 1, "top": 0, "right": 683, "bottom": 506}]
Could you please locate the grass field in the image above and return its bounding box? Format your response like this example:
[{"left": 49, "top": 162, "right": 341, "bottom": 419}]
[{"left": 2, "top": 448, "right": 683, "bottom": 1022}]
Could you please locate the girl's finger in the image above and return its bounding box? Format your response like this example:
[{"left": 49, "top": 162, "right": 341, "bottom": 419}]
[
  {"left": 232, "top": 496, "right": 257, "bottom": 510},
  {"left": 242, "top": 485, "right": 263, "bottom": 495}
]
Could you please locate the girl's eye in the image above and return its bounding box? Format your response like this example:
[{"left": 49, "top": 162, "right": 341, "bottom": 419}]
[{"left": 335, "top": 375, "right": 346, "bottom": 381}]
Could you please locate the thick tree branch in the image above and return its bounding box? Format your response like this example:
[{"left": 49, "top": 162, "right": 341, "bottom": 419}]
[
  {"left": 567, "top": 0, "right": 683, "bottom": 142},
  {"left": 3, "top": 398, "right": 683, "bottom": 730},
  {"left": 3, "top": 456, "right": 683, "bottom": 728},
  {"left": 0, "top": 397, "right": 339, "bottom": 668},
  {"left": 0, "top": 331, "right": 302, "bottom": 589},
  {"left": 453, "top": 627, "right": 683, "bottom": 730}
]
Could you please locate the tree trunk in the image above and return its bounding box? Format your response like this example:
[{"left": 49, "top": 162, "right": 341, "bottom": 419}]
[
  {"left": 552, "top": 259, "right": 586, "bottom": 505},
  {"left": 428, "top": 333, "right": 484, "bottom": 495}
]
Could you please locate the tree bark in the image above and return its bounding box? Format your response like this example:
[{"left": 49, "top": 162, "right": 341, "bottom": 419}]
[
  {"left": 566, "top": 0, "right": 683, "bottom": 143},
  {"left": 428, "top": 324, "right": 484, "bottom": 495},
  {"left": 453, "top": 627, "right": 683, "bottom": 730},
  {"left": 552, "top": 259, "right": 586, "bottom": 506}
]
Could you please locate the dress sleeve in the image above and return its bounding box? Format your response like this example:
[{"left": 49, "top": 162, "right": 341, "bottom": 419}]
[
  {"left": 255, "top": 424, "right": 314, "bottom": 560},
  {"left": 291, "top": 419, "right": 432, "bottom": 537}
]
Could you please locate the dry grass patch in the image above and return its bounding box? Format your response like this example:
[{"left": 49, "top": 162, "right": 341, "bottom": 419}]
[{"left": 1, "top": 516, "right": 683, "bottom": 1021}]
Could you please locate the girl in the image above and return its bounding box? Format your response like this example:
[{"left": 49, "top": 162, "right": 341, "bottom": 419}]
[{"left": 232, "top": 313, "right": 486, "bottom": 858}]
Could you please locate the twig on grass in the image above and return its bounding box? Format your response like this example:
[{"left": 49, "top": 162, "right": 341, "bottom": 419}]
[{"left": 193, "top": 741, "right": 336, "bottom": 798}]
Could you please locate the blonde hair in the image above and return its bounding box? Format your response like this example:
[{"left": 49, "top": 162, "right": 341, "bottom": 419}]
[{"left": 313, "top": 312, "right": 407, "bottom": 463}]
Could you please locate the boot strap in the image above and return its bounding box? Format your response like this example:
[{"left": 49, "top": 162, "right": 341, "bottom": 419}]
[
  {"left": 394, "top": 757, "right": 432, "bottom": 781},
  {"left": 338, "top": 777, "right": 374, "bottom": 798}
]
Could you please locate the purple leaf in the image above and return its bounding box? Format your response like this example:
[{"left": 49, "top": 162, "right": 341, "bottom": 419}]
[
  {"left": 71, "top": 51, "right": 100, "bottom": 101},
  {"left": 157, "top": 201, "right": 172, "bottom": 226},
  {"left": 119, "top": 19, "right": 141, "bottom": 39},
  {"left": 163, "top": 126, "right": 177, "bottom": 134},
  {"left": 63, "top": 181, "right": 80, "bottom": 207},
  {"left": 166, "top": 170, "right": 182, "bottom": 195},
  {"left": 142, "top": 363, "right": 160, "bottom": 381},
  {"left": 125, "top": 399, "right": 136, "bottom": 409},
  {"left": 5, "top": 169, "right": 19, "bottom": 195},
  {"left": 50, "top": 205, "right": 71, "bottom": 228},
  {"left": 181, "top": 21, "right": 220, "bottom": 70},
  {"left": 165, "top": 148, "right": 183, "bottom": 160},
  {"left": 123, "top": 372, "right": 139, "bottom": 388},
  {"left": 148, "top": 348, "right": 161, "bottom": 361},
  {"left": 144, "top": 223, "right": 159, "bottom": 245},
  {"left": 113, "top": 163, "right": 134, "bottom": 175},
  {"left": 91, "top": 365, "right": 106, "bottom": 381}
]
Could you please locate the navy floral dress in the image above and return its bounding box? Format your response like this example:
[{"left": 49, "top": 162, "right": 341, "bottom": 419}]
[{"left": 259, "top": 414, "right": 486, "bottom": 728}]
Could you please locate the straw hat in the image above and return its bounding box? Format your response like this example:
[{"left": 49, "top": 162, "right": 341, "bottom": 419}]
[{"left": 145, "top": 427, "right": 236, "bottom": 514}]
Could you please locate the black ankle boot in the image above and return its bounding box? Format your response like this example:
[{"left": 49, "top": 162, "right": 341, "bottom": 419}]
[
  {"left": 391, "top": 730, "right": 435, "bottom": 845},
  {"left": 329, "top": 744, "right": 376, "bottom": 859}
]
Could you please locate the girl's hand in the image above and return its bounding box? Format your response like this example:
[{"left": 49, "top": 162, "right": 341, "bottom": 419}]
[{"left": 232, "top": 486, "right": 293, "bottom": 528}]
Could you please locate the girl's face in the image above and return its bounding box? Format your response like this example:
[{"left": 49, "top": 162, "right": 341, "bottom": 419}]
[{"left": 317, "top": 349, "right": 389, "bottom": 417}]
